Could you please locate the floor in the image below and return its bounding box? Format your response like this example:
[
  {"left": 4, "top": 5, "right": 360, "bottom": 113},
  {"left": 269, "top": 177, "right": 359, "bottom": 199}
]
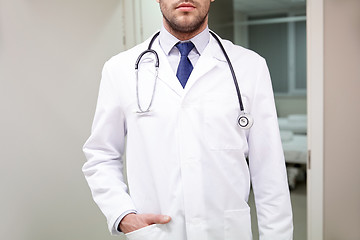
[{"left": 248, "top": 180, "right": 307, "bottom": 240}]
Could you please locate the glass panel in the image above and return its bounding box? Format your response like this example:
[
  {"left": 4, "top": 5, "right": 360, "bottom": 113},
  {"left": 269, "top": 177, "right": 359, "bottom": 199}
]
[
  {"left": 248, "top": 21, "right": 289, "bottom": 93},
  {"left": 295, "top": 21, "right": 307, "bottom": 89}
]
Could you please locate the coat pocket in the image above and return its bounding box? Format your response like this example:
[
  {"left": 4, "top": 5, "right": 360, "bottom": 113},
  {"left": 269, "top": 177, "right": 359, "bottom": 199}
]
[
  {"left": 125, "top": 224, "right": 168, "bottom": 240},
  {"left": 224, "top": 208, "right": 252, "bottom": 240}
]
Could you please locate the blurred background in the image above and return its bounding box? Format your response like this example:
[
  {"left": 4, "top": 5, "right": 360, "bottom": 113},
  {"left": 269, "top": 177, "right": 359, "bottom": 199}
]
[{"left": 0, "top": 0, "right": 359, "bottom": 240}]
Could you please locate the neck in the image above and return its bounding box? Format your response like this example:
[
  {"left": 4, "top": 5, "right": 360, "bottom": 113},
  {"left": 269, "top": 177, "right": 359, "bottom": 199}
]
[{"left": 163, "top": 18, "right": 208, "bottom": 41}]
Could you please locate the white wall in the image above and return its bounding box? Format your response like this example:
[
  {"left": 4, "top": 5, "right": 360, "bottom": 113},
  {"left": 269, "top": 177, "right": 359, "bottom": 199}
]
[
  {"left": 0, "top": 0, "right": 126, "bottom": 239},
  {"left": 323, "top": 0, "right": 360, "bottom": 239},
  {"left": 123, "top": 0, "right": 162, "bottom": 48},
  {"left": 307, "top": 0, "right": 360, "bottom": 239},
  {"left": 139, "top": 0, "right": 163, "bottom": 40}
]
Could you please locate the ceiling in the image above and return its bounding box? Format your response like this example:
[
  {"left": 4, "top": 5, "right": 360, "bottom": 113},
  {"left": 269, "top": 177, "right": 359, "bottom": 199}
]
[{"left": 234, "top": 0, "right": 306, "bottom": 14}]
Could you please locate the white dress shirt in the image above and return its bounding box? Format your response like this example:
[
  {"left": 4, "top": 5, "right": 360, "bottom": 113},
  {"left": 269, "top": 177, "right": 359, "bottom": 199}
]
[{"left": 158, "top": 26, "right": 210, "bottom": 74}]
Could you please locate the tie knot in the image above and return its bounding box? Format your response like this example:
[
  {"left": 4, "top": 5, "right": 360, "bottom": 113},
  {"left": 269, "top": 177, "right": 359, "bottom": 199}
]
[{"left": 176, "top": 42, "right": 195, "bottom": 57}]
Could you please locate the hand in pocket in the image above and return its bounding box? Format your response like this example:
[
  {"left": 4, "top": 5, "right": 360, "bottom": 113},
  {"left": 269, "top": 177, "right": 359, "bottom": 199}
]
[{"left": 119, "top": 213, "right": 171, "bottom": 234}]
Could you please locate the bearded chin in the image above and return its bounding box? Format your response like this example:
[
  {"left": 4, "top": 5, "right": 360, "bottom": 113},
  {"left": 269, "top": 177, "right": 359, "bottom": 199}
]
[{"left": 163, "top": 14, "right": 208, "bottom": 34}]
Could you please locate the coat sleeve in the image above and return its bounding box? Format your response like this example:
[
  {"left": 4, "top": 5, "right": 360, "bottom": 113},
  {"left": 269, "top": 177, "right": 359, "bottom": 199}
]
[
  {"left": 82, "top": 62, "right": 136, "bottom": 235},
  {"left": 247, "top": 58, "right": 293, "bottom": 240}
]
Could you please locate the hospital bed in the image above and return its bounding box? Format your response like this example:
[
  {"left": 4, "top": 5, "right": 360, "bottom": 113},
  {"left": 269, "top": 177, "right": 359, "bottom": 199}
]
[
  {"left": 278, "top": 114, "right": 307, "bottom": 134},
  {"left": 278, "top": 114, "right": 307, "bottom": 189}
]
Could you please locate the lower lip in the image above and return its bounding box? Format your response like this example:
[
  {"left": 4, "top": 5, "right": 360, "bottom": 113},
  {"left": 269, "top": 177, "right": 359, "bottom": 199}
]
[{"left": 177, "top": 6, "right": 195, "bottom": 11}]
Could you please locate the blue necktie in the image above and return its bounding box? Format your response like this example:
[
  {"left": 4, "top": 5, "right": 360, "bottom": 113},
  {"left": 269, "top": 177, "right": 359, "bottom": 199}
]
[{"left": 176, "top": 42, "right": 195, "bottom": 88}]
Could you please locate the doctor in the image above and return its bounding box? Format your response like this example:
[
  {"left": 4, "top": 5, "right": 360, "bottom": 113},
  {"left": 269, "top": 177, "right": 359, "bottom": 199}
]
[{"left": 83, "top": 0, "right": 293, "bottom": 239}]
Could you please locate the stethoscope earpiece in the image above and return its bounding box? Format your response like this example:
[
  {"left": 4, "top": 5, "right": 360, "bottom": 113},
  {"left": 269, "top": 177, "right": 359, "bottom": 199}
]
[{"left": 238, "top": 113, "right": 254, "bottom": 130}]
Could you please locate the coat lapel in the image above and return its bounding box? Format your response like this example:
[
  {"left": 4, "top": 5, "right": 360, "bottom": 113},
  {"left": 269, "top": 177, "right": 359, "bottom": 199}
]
[
  {"left": 153, "top": 41, "right": 184, "bottom": 97},
  {"left": 183, "top": 36, "right": 226, "bottom": 94}
]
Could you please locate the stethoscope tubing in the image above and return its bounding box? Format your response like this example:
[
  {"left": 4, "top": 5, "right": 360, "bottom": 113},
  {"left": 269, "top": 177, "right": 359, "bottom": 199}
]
[
  {"left": 209, "top": 31, "right": 244, "bottom": 112},
  {"left": 134, "top": 31, "right": 253, "bottom": 129},
  {"left": 135, "top": 32, "right": 161, "bottom": 113}
]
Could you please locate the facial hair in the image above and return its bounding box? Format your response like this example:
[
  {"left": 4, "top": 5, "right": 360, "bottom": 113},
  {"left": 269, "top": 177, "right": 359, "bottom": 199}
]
[{"left": 160, "top": 0, "right": 210, "bottom": 34}]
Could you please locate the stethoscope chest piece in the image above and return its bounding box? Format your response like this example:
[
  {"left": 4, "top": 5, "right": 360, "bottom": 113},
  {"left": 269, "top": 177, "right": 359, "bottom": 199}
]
[{"left": 237, "top": 112, "right": 254, "bottom": 129}]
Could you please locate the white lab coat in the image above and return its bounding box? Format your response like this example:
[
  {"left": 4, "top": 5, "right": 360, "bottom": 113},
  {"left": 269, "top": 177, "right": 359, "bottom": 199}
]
[{"left": 83, "top": 32, "right": 293, "bottom": 240}]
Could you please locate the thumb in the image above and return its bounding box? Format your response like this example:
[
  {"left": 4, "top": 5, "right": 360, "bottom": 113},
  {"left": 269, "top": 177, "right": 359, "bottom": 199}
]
[{"left": 144, "top": 214, "right": 171, "bottom": 225}]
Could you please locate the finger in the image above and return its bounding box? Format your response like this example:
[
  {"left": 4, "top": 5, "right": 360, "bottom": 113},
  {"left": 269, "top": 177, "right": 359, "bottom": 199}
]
[{"left": 143, "top": 214, "right": 171, "bottom": 225}]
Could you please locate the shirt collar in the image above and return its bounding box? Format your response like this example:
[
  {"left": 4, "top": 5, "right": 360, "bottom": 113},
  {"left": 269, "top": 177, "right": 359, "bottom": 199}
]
[{"left": 159, "top": 25, "right": 210, "bottom": 56}]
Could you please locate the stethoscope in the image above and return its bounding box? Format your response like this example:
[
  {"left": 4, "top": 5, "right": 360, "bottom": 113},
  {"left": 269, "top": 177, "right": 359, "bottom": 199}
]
[{"left": 135, "top": 31, "right": 253, "bottom": 130}]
